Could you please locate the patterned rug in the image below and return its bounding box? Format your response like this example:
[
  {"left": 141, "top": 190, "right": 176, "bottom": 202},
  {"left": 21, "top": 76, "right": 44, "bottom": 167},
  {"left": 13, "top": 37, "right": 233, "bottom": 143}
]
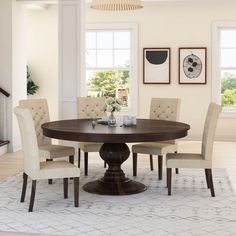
[{"left": 0, "top": 166, "right": 235, "bottom": 236}]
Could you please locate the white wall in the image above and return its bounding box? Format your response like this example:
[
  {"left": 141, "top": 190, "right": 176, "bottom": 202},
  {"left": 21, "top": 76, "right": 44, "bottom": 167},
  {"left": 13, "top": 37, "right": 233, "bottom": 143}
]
[
  {"left": 0, "top": 0, "right": 27, "bottom": 151},
  {"left": 86, "top": 2, "right": 236, "bottom": 140},
  {"left": 27, "top": 2, "right": 236, "bottom": 140},
  {"left": 27, "top": 6, "right": 58, "bottom": 121}
]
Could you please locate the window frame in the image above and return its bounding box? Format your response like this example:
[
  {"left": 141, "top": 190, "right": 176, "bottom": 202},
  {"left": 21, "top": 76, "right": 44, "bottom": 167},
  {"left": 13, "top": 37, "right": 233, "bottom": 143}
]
[
  {"left": 82, "top": 23, "right": 138, "bottom": 116},
  {"left": 212, "top": 21, "right": 236, "bottom": 118}
]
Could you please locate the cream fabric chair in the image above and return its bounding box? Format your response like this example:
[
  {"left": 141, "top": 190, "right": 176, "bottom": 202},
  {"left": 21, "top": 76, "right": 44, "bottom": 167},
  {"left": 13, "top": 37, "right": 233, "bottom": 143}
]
[
  {"left": 166, "top": 103, "right": 222, "bottom": 197},
  {"left": 14, "top": 107, "right": 80, "bottom": 212},
  {"left": 77, "top": 97, "right": 106, "bottom": 176},
  {"left": 132, "top": 98, "right": 181, "bottom": 179},
  {"left": 19, "top": 99, "right": 75, "bottom": 184}
]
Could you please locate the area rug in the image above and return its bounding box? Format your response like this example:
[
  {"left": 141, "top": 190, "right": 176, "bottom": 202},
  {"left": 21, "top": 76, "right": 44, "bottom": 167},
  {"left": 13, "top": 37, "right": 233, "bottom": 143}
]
[{"left": 0, "top": 166, "right": 236, "bottom": 236}]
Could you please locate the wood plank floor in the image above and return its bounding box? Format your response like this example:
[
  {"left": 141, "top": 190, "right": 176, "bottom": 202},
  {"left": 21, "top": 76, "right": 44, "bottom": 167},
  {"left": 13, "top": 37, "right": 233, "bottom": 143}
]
[{"left": 0, "top": 141, "right": 235, "bottom": 236}]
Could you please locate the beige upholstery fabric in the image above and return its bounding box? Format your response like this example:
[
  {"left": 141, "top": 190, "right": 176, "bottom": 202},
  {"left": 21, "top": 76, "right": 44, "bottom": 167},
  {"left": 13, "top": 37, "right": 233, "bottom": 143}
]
[
  {"left": 166, "top": 103, "right": 222, "bottom": 169},
  {"left": 132, "top": 98, "right": 181, "bottom": 155},
  {"left": 14, "top": 107, "right": 80, "bottom": 180},
  {"left": 77, "top": 97, "right": 106, "bottom": 119},
  {"left": 19, "top": 99, "right": 75, "bottom": 159},
  {"left": 132, "top": 142, "right": 177, "bottom": 155},
  {"left": 77, "top": 97, "right": 106, "bottom": 152}
]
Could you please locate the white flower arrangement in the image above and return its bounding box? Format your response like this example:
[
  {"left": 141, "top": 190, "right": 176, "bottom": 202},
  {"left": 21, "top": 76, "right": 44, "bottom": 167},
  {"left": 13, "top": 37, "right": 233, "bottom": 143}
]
[{"left": 103, "top": 97, "right": 122, "bottom": 113}]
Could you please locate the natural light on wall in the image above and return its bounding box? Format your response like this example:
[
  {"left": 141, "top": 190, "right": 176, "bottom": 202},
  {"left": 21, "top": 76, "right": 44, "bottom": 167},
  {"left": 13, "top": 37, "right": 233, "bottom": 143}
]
[{"left": 220, "top": 29, "right": 236, "bottom": 109}]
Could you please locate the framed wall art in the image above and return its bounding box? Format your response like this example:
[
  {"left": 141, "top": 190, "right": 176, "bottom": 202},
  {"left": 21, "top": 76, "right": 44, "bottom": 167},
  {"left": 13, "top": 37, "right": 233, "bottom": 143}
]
[
  {"left": 179, "top": 47, "right": 207, "bottom": 84},
  {"left": 143, "top": 48, "right": 171, "bottom": 84}
]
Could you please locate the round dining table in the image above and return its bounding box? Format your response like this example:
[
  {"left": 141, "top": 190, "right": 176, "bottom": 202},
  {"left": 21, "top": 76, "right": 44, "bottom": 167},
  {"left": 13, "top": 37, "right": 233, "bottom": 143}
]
[{"left": 42, "top": 119, "right": 190, "bottom": 196}]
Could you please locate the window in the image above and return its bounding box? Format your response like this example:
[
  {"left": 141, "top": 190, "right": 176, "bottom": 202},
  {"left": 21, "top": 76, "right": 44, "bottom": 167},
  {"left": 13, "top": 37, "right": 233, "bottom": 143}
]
[
  {"left": 220, "top": 29, "right": 236, "bottom": 108},
  {"left": 84, "top": 24, "right": 138, "bottom": 114},
  {"left": 212, "top": 22, "right": 236, "bottom": 115}
]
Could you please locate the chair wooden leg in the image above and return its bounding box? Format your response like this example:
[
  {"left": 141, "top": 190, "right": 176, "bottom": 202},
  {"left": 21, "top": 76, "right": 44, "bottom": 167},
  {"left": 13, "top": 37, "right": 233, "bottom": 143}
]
[
  {"left": 46, "top": 159, "right": 53, "bottom": 184},
  {"left": 133, "top": 153, "right": 137, "bottom": 176},
  {"left": 20, "top": 172, "right": 28, "bottom": 202},
  {"left": 84, "top": 152, "right": 88, "bottom": 176},
  {"left": 158, "top": 155, "right": 163, "bottom": 180},
  {"left": 63, "top": 178, "right": 68, "bottom": 199},
  {"left": 104, "top": 161, "right": 107, "bottom": 168},
  {"left": 205, "top": 169, "right": 210, "bottom": 188},
  {"left": 69, "top": 155, "right": 74, "bottom": 164},
  {"left": 78, "top": 148, "right": 81, "bottom": 168},
  {"left": 29, "top": 180, "right": 37, "bottom": 212},
  {"left": 174, "top": 151, "right": 179, "bottom": 174},
  {"left": 74, "top": 177, "right": 80, "bottom": 207},
  {"left": 150, "top": 155, "right": 154, "bottom": 171},
  {"left": 167, "top": 168, "right": 172, "bottom": 196},
  {"left": 206, "top": 169, "right": 215, "bottom": 197}
]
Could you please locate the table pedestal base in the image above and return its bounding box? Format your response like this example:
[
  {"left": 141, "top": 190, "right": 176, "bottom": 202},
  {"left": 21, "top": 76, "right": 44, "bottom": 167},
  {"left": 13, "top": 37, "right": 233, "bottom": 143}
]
[
  {"left": 83, "top": 143, "right": 147, "bottom": 195},
  {"left": 83, "top": 178, "right": 146, "bottom": 195}
]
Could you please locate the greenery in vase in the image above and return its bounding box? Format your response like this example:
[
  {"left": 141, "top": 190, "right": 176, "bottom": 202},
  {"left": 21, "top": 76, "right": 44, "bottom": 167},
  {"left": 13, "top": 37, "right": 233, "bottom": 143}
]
[{"left": 103, "top": 97, "right": 122, "bottom": 113}]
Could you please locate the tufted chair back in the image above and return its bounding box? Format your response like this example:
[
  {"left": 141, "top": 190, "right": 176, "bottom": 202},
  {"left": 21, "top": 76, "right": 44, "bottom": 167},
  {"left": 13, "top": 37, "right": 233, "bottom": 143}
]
[
  {"left": 201, "top": 103, "right": 221, "bottom": 161},
  {"left": 14, "top": 107, "right": 40, "bottom": 173},
  {"left": 19, "top": 99, "right": 51, "bottom": 146},
  {"left": 77, "top": 97, "right": 106, "bottom": 119},
  {"left": 150, "top": 98, "right": 181, "bottom": 121}
]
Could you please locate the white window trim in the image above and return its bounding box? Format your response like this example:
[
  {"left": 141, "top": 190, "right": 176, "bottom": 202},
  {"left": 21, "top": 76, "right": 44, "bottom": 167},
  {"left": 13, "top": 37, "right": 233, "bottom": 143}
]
[
  {"left": 212, "top": 21, "right": 236, "bottom": 118},
  {"left": 81, "top": 23, "right": 139, "bottom": 116}
]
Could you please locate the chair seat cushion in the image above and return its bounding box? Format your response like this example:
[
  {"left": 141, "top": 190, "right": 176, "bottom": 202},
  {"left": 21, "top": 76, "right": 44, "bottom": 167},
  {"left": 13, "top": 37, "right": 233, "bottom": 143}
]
[
  {"left": 132, "top": 142, "right": 177, "bottom": 155},
  {"left": 166, "top": 153, "right": 212, "bottom": 168},
  {"left": 39, "top": 144, "right": 75, "bottom": 159},
  {"left": 28, "top": 161, "right": 80, "bottom": 180},
  {"left": 79, "top": 142, "right": 103, "bottom": 152}
]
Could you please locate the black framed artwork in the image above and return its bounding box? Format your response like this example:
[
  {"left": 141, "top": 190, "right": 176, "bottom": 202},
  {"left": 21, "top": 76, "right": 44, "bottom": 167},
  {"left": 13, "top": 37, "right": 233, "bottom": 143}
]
[
  {"left": 143, "top": 48, "right": 171, "bottom": 84},
  {"left": 179, "top": 47, "right": 207, "bottom": 84}
]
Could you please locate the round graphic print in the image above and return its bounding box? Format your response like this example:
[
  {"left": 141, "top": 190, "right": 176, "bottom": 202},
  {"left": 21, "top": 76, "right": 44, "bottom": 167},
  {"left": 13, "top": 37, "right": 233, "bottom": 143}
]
[{"left": 183, "top": 54, "right": 202, "bottom": 79}]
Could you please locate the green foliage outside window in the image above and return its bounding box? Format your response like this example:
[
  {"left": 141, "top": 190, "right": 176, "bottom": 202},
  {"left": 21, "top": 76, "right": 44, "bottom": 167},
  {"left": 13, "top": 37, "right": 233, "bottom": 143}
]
[
  {"left": 89, "top": 70, "right": 129, "bottom": 105},
  {"left": 221, "top": 72, "right": 236, "bottom": 107}
]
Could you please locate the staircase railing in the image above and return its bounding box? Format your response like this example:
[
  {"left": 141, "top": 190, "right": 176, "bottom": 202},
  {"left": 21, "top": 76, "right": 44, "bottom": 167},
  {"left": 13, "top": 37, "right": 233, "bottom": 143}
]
[{"left": 0, "top": 87, "right": 10, "bottom": 141}]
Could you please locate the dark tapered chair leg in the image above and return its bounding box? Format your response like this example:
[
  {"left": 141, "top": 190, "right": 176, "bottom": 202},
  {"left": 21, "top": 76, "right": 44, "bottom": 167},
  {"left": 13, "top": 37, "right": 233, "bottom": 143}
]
[
  {"left": 167, "top": 168, "right": 172, "bottom": 196},
  {"left": 20, "top": 172, "right": 28, "bottom": 202},
  {"left": 150, "top": 155, "right": 154, "bottom": 171},
  {"left": 63, "top": 178, "right": 68, "bottom": 199},
  {"left": 84, "top": 152, "right": 88, "bottom": 176},
  {"left": 158, "top": 155, "right": 163, "bottom": 180},
  {"left": 78, "top": 148, "right": 81, "bottom": 168},
  {"left": 206, "top": 169, "right": 215, "bottom": 197},
  {"left": 174, "top": 151, "right": 179, "bottom": 174},
  {"left": 205, "top": 169, "right": 210, "bottom": 188},
  {"left": 29, "top": 180, "right": 37, "bottom": 212},
  {"left": 46, "top": 159, "right": 53, "bottom": 184},
  {"left": 69, "top": 156, "right": 75, "bottom": 180},
  {"left": 104, "top": 161, "right": 107, "bottom": 168},
  {"left": 133, "top": 153, "right": 137, "bottom": 176},
  {"left": 74, "top": 177, "right": 80, "bottom": 207},
  {"left": 69, "top": 155, "right": 74, "bottom": 164}
]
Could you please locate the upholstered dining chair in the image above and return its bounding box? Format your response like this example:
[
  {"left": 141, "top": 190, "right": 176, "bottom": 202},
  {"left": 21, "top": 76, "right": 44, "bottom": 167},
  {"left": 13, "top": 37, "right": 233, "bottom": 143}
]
[
  {"left": 14, "top": 107, "right": 80, "bottom": 212},
  {"left": 19, "top": 99, "right": 75, "bottom": 184},
  {"left": 166, "top": 103, "right": 222, "bottom": 197},
  {"left": 132, "top": 98, "right": 181, "bottom": 180},
  {"left": 77, "top": 97, "right": 106, "bottom": 176}
]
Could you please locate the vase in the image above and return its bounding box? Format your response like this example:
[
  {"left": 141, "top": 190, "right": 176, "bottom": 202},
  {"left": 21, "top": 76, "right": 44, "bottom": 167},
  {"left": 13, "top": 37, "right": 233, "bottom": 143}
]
[{"left": 108, "top": 112, "right": 116, "bottom": 126}]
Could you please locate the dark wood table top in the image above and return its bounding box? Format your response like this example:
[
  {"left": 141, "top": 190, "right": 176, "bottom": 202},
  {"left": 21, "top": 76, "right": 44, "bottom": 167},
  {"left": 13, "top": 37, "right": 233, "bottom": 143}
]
[{"left": 42, "top": 119, "right": 190, "bottom": 143}]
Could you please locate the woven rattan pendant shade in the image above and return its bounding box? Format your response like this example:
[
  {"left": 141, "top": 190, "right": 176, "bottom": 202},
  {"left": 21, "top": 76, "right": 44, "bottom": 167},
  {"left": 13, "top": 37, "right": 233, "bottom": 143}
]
[{"left": 91, "top": 0, "right": 143, "bottom": 11}]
